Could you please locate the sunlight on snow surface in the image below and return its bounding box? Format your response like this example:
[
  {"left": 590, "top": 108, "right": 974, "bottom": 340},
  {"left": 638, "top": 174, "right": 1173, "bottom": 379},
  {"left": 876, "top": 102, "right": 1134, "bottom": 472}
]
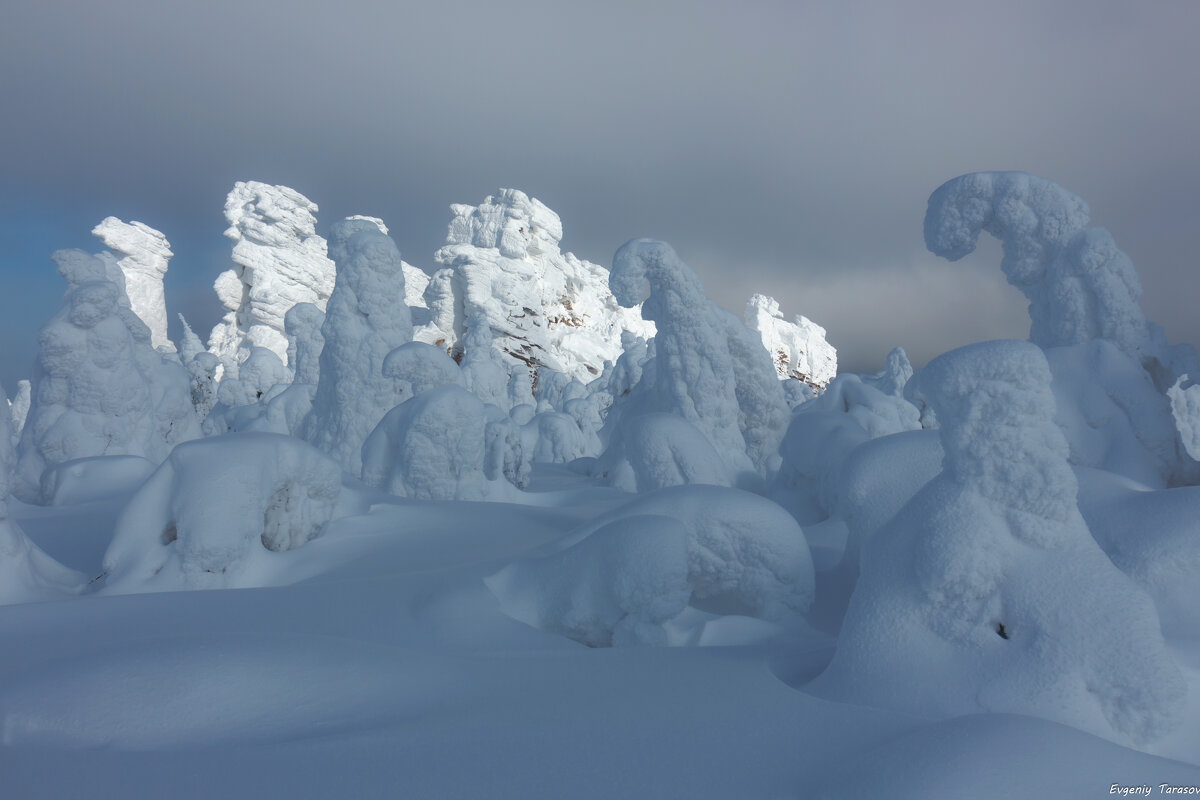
[{"left": 3, "top": 174, "right": 1200, "bottom": 798}]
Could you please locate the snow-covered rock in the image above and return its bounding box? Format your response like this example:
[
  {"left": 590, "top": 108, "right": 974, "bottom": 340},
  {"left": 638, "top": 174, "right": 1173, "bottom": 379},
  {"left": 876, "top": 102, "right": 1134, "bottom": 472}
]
[
  {"left": 92, "top": 217, "right": 173, "bottom": 351},
  {"left": 102, "top": 433, "right": 345, "bottom": 592},
  {"left": 303, "top": 218, "right": 413, "bottom": 474},
  {"left": 744, "top": 294, "right": 836, "bottom": 389},
  {"left": 814, "top": 340, "right": 1185, "bottom": 746},
  {"left": 207, "top": 182, "right": 336, "bottom": 374},
  {"left": 415, "top": 189, "right": 654, "bottom": 384},
  {"left": 15, "top": 250, "right": 200, "bottom": 500}
]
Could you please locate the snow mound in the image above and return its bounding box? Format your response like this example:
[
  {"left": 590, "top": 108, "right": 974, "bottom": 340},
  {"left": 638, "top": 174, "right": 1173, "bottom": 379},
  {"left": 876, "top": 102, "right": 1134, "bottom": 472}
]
[
  {"left": 382, "top": 342, "right": 464, "bottom": 397},
  {"left": 92, "top": 217, "right": 172, "bottom": 351},
  {"left": 486, "top": 515, "right": 691, "bottom": 647},
  {"left": 207, "top": 181, "right": 336, "bottom": 374},
  {"left": 593, "top": 412, "right": 732, "bottom": 492},
  {"left": 814, "top": 340, "right": 1185, "bottom": 746},
  {"left": 39, "top": 455, "right": 155, "bottom": 506},
  {"left": 360, "top": 385, "right": 515, "bottom": 501},
  {"left": 416, "top": 189, "right": 654, "bottom": 383},
  {"left": 102, "top": 433, "right": 344, "bottom": 591},
  {"left": 744, "top": 293, "right": 836, "bottom": 389}
]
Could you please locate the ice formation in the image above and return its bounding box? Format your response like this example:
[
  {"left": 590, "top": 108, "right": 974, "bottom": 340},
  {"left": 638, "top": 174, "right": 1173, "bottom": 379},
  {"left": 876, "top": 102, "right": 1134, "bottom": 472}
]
[
  {"left": 92, "top": 217, "right": 172, "bottom": 350},
  {"left": 814, "top": 340, "right": 1185, "bottom": 745},
  {"left": 607, "top": 239, "right": 789, "bottom": 481},
  {"left": 102, "top": 433, "right": 344, "bottom": 591},
  {"left": 206, "top": 181, "right": 336, "bottom": 374},
  {"left": 15, "top": 250, "right": 200, "bottom": 500},
  {"left": 417, "top": 189, "right": 654, "bottom": 383},
  {"left": 744, "top": 293, "right": 836, "bottom": 389},
  {"left": 302, "top": 218, "right": 413, "bottom": 474}
]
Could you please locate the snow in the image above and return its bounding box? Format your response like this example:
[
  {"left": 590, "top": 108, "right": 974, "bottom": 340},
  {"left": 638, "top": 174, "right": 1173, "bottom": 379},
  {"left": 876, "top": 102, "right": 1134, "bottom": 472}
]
[
  {"left": 6, "top": 174, "right": 1200, "bottom": 798},
  {"left": 206, "top": 181, "right": 336, "bottom": 374},
  {"left": 91, "top": 216, "right": 173, "bottom": 351}
]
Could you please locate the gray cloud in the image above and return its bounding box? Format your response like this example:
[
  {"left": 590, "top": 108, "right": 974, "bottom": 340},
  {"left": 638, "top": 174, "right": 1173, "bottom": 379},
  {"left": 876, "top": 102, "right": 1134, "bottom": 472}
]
[{"left": 1, "top": 0, "right": 1198, "bottom": 388}]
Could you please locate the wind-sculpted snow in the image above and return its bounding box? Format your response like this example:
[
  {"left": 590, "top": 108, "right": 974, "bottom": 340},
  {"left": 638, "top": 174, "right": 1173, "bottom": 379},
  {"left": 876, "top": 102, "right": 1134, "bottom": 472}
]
[
  {"left": 8, "top": 379, "right": 30, "bottom": 440},
  {"left": 489, "top": 485, "right": 814, "bottom": 646},
  {"left": 361, "top": 385, "right": 517, "bottom": 501},
  {"left": 814, "top": 340, "right": 1185, "bottom": 746},
  {"left": 102, "top": 433, "right": 344, "bottom": 592},
  {"left": 92, "top": 217, "right": 172, "bottom": 351},
  {"left": 207, "top": 181, "right": 335, "bottom": 374},
  {"left": 593, "top": 413, "right": 731, "bottom": 493},
  {"left": 1168, "top": 376, "right": 1200, "bottom": 461},
  {"left": 925, "top": 171, "right": 1147, "bottom": 355},
  {"left": 744, "top": 294, "right": 836, "bottom": 389},
  {"left": 15, "top": 250, "right": 200, "bottom": 501},
  {"left": 608, "top": 239, "right": 789, "bottom": 481},
  {"left": 303, "top": 219, "right": 413, "bottom": 474},
  {"left": 421, "top": 189, "right": 654, "bottom": 384}
]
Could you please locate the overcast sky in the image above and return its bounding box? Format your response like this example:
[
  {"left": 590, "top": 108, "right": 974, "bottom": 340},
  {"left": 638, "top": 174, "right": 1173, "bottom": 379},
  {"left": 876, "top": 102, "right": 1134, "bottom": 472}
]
[{"left": 2, "top": 0, "right": 1198, "bottom": 390}]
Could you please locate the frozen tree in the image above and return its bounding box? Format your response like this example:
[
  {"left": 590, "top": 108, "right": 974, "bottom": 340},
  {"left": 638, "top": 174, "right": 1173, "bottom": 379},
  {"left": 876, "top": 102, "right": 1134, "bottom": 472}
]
[
  {"left": 15, "top": 250, "right": 200, "bottom": 500},
  {"left": 92, "top": 216, "right": 173, "bottom": 351},
  {"left": 302, "top": 219, "right": 413, "bottom": 473},
  {"left": 382, "top": 342, "right": 464, "bottom": 398},
  {"left": 8, "top": 380, "right": 30, "bottom": 441},
  {"left": 744, "top": 293, "right": 836, "bottom": 390},
  {"left": 813, "top": 340, "right": 1185, "bottom": 745},
  {"left": 607, "top": 239, "right": 788, "bottom": 480}
]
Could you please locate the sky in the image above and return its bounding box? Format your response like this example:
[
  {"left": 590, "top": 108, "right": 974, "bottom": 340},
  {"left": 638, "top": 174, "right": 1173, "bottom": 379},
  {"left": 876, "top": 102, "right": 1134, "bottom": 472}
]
[{"left": 2, "top": 0, "right": 1198, "bottom": 390}]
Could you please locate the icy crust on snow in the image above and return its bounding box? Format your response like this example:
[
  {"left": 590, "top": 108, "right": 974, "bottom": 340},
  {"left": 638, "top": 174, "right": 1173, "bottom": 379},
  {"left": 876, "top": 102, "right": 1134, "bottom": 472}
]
[
  {"left": 607, "top": 238, "right": 789, "bottom": 481},
  {"left": 302, "top": 219, "right": 413, "bottom": 474},
  {"left": 207, "top": 181, "right": 336, "bottom": 373},
  {"left": 489, "top": 485, "right": 814, "bottom": 646},
  {"left": 924, "top": 171, "right": 1148, "bottom": 355},
  {"left": 418, "top": 189, "right": 654, "bottom": 384},
  {"left": 744, "top": 293, "right": 836, "bottom": 389},
  {"left": 102, "top": 433, "right": 344, "bottom": 591},
  {"left": 814, "top": 340, "right": 1185, "bottom": 746},
  {"left": 91, "top": 217, "right": 173, "bottom": 351},
  {"left": 361, "top": 385, "right": 518, "bottom": 501},
  {"left": 14, "top": 251, "right": 200, "bottom": 501}
]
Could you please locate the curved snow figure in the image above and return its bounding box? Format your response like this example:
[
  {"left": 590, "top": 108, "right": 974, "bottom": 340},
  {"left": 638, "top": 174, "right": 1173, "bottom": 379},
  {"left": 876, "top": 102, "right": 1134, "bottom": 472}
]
[
  {"left": 925, "top": 171, "right": 1147, "bottom": 354},
  {"left": 813, "top": 340, "right": 1184, "bottom": 746},
  {"left": 608, "top": 239, "right": 787, "bottom": 478},
  {"left": 284, "top": 302, "right": 325, "bottom": 387},
  {"left": 0, "top": 380, "right": 84, "bottom": 603},
  {"left": 303, "top": 219, "right": 413, "bottom": 474},
  {"left": 92, "top": 217, "right": 173, "bottom": 351},
  {"left": 361, "top": 385, "right": 515, "bottom": 501},
  {"left": 15, "top": 250, "right": 200, "bottom": 501},
  {"left": 102, "top": 433, "right": 344, "bottom": 592},
  {"left": 593, "top": 413, "right": 731, "bottom": 493},
  {"left": 926, "top": 171, "right": 1200, "bottom": 486},
  {"left": 382, "top": 341, "right": 464, "bottom": 399}
]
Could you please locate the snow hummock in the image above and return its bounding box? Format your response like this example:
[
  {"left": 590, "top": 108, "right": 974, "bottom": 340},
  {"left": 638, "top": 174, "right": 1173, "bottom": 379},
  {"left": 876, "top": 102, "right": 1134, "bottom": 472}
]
[
  {"left": 206, "top": 181, "right": 336, "bottom": 375},
  {"left": 102, "top": 433, "right": 346, "bottom": 591},
  {"left": 813, "top": 340, "right": 1185, "bottom": 746},
  {"left": 91, "top": 216, "right": 173, "bottom": 351},
  {"left": 744, "top": 293, "right": 836, "bottom": 389},
  {"left": 415, "top": 189, "right": 654, "bottom": 383}
]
